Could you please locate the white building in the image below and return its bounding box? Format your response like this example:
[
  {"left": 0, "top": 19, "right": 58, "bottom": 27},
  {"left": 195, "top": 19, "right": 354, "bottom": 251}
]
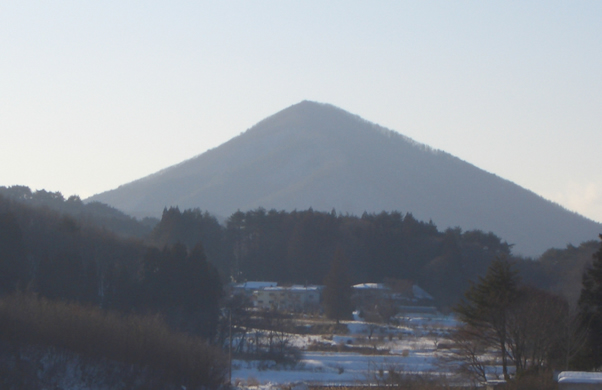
[
  {"left": 254, "top": 285, "right": 322, "bottom": 312},
  {"left": 231, "top": 281, "right": 277, "bottom": 297},
  {"left": 352, "top": 281, "right": 434, "bottom": 311}
]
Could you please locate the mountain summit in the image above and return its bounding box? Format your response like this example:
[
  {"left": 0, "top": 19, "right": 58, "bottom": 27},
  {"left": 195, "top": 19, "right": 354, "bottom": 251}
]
[{"left": 88, "top": 101, "right": 601, "bottom": 256}]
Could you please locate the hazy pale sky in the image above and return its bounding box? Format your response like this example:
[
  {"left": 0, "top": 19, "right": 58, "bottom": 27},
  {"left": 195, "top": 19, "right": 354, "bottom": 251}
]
[{"left": 2, "top": 1, "right": 601, "bottom": 223}]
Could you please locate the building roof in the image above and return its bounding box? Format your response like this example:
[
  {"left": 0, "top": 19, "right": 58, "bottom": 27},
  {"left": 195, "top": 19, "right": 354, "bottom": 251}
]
[
  {"left": 235, "top": 281, "right": 277, "bottom": 290},
  {"left": 412, "top": 285, "right": 434, "bottom": 300},
  {"left": 352, "top": 283, "right": 386, "bottom": 290},
  {"left": 262, "top": 285, "right": 322, "bottom": 292},
  {"left": 558, "top": 372, "right": 602, "bottom": 384}
]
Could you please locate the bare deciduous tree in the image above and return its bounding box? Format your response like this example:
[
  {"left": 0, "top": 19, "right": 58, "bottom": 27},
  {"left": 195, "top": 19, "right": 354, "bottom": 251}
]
[
  {"left": 439, "top": 326, "right": 491, "bottom": 384},
  {"left": 506, "top": 287, "right": 566, "bottom": 373}
]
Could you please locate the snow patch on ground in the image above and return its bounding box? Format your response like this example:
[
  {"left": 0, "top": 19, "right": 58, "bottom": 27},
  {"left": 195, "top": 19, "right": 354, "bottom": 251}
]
[{"left": 232, "top": 313, "right": 459, "bottom": 386}]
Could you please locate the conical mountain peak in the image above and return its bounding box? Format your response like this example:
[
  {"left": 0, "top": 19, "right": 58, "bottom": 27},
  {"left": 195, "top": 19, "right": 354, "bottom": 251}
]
[{"left": 88, "top": 102, "right": 601, "bottom": 256}]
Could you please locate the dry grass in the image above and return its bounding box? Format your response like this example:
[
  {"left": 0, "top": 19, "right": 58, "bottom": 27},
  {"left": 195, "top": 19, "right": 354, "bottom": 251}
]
[
  {"left": 506, "top": 371, "right": 557, "bottom": 390},
  {"left": 0, "top": 292, "right": 227, "bottom": 389}
]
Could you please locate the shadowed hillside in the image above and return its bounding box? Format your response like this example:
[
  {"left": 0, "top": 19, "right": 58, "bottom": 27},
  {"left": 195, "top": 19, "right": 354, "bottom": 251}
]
[{"left": 88, "top": 101, "right": 601, "bottom": 256}]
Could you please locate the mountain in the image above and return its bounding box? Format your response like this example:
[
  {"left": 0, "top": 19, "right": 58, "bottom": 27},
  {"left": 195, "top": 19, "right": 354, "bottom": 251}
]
[{"left": 87, "top": 101, "right": 601, "bottom": 256}]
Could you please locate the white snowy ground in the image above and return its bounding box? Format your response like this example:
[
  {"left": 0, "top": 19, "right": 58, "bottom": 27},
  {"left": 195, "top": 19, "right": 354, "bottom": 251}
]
[{"left": 232, "top": 312, "right": 460, "bottom": 386}]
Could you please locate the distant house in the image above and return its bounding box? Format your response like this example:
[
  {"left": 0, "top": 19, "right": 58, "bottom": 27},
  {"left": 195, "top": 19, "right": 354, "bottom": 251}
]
[
  {"left": 411, "top": 285, "right": 434, "bottom": 301},
  {"left": 558, "top": 371, "right": 602, "bottom": 390},
  {"left": 352, "top": 280, "right": 434, "bottom": 312},
  {"left": 255, "top": 285, "right": 322, "bottom": 312},
  {"left": 352, "top": 283, "right": 389, "bottom": 308},
  {"left": 231, "top": 281, "right": 278, "bottom": 297}
]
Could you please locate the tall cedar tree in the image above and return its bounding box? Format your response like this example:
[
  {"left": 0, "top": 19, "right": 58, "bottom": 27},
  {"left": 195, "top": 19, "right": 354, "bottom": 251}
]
[
  {"left": 0, "top": 213, "right": 28, "bottom": 294},
  {"left": 323, "top": 248, "right": 353, "bottom": 324},
  {"left": 141, "top": 242, "right": 223, "bottom": 338},
  {"left": 454, "top": 257, "right": 520, "bottom": 379},
  {"left": 577, "top": 234, "right": 602, "bottom": 368}
]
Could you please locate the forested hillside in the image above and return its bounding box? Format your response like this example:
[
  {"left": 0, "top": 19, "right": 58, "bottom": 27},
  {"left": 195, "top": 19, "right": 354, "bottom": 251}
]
[
  {"left": 0, "top": 185, "right": 157, "bottom": 238},
  {"left": 2, "top": 185, "right": 598, "bottom": 311},
  {"left": 0, "top": 192, "right": 222, "bottom": 338},
  {"left": 0, "top": 190, "right": 227, "bottom": 387}
]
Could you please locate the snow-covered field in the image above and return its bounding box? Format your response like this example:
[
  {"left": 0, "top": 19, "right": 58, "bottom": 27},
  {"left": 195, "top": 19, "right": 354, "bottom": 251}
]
[{"left": 232, "top": 312, "right": 460, "bottom": 386}]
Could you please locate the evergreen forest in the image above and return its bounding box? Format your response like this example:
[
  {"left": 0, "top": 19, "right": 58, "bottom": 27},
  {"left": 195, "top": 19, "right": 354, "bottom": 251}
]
[{"left": 1, "top": 185, "right": 597, "bottom": 311}]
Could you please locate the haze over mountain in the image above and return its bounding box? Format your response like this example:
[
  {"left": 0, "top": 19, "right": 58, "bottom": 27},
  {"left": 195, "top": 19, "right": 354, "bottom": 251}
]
[{"left": 88, "top": 101, "right": 601, "bottom": 256}]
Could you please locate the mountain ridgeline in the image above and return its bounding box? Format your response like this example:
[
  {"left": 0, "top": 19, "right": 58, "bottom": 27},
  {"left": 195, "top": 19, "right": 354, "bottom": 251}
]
[
  {"left": 88, "top": 101, "right": 600, "bottom": 257},
  {"left": 0, "top": 185, "right": 157, "bottom": 238}
]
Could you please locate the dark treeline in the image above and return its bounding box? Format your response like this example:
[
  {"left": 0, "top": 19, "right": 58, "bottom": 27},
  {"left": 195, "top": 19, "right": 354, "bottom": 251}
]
[
  {"left": 0, "top": 190, "right": 227, "bottom": 387},
  {"left": 151, "top": 206, "right": 600, "bottom": 309},
  {"left": 0, "top": 185, "right": 158, "bottom": 238},
  {"left": 151, "top": 206, "right": 513, "bottom": 307},
  {"left": 516, "top": 240, "right": 599, "bottom": 305},
  {"left": 0, "top": 193, "right": 222, "bottom": 340},
  {"left": 2, "top": 185, "right": 597, "bottom": 313}
]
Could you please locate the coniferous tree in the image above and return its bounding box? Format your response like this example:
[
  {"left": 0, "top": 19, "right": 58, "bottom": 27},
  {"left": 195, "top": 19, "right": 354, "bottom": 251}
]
[
  {"left": 182, "top": 242, "right": 223, "bottom": 337},
  {"left": 577, "top": 234, "right": 602, "bottom": 368},
  {"left": 422, "top": 229, "right": 466, "bottom": 307},
  {"left": 36, "top": 252, "right": 95, "bottom": 303},
  {"left": 0, "top": 213, "right": 28, "bottom": 294},
  {"left": 141, "top": 242, "right": 223, "bottom": 338},
  {"left": 322, "top": 248, "right": 353, "bottom": 324},
  {"left": 454, "top": 257, "right": 520, "bottom": 379}
]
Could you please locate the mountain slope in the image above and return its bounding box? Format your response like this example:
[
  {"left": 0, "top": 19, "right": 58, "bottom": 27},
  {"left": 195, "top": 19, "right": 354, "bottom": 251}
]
[{"left": 88, "top": 101, "right": 601, "bottom": 256}]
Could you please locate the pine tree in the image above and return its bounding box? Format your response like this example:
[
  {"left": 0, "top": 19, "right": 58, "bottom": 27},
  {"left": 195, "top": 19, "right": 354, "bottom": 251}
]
[
  {"left": 322, "top": 248, "right": 353, "bottom": 324},
  {"left": 577, "top": 234, "right": 602, "bottom": 368},
  {"left": 0, "top": 213, "right": 28, "bottom": 294},
  {"left": 454, "top": 256, "right": 520, "bottom": 379},
  {"left": 141, "top": 242, "right": 223, "bottom": 338}
]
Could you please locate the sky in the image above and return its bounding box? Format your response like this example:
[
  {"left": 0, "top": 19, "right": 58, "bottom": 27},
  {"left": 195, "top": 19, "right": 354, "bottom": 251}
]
[{"left": 1, "top": 1, "right": 601, "bottom": 223}]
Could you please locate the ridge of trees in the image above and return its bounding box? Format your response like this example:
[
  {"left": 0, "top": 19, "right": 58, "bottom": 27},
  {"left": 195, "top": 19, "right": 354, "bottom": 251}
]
[
  {"left": 0, "top": 193, "right": 223, "bottom": 340},
  {"left": 151, "top": 206, "right": 601, "bottom": 310},
  {"left": 0, "top": 185, "right": 157, "bottom": 238},
  {"left": 536, "top": 240, "right": 599, "bottom": 304},
  {"left": 2, "top": 185, "right": 596, "bottom": 311},
  {"left": 151, "top": 206, "right": 513, "bottom": 307}
]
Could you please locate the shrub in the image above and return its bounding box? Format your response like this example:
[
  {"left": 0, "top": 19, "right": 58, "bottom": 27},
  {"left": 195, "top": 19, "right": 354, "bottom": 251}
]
[
  {"left": 0, "top": 293, "right": 227, "bottom": 389},
  {"left": 506, "top": 370, "right": 557, "bottom": 390}
]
